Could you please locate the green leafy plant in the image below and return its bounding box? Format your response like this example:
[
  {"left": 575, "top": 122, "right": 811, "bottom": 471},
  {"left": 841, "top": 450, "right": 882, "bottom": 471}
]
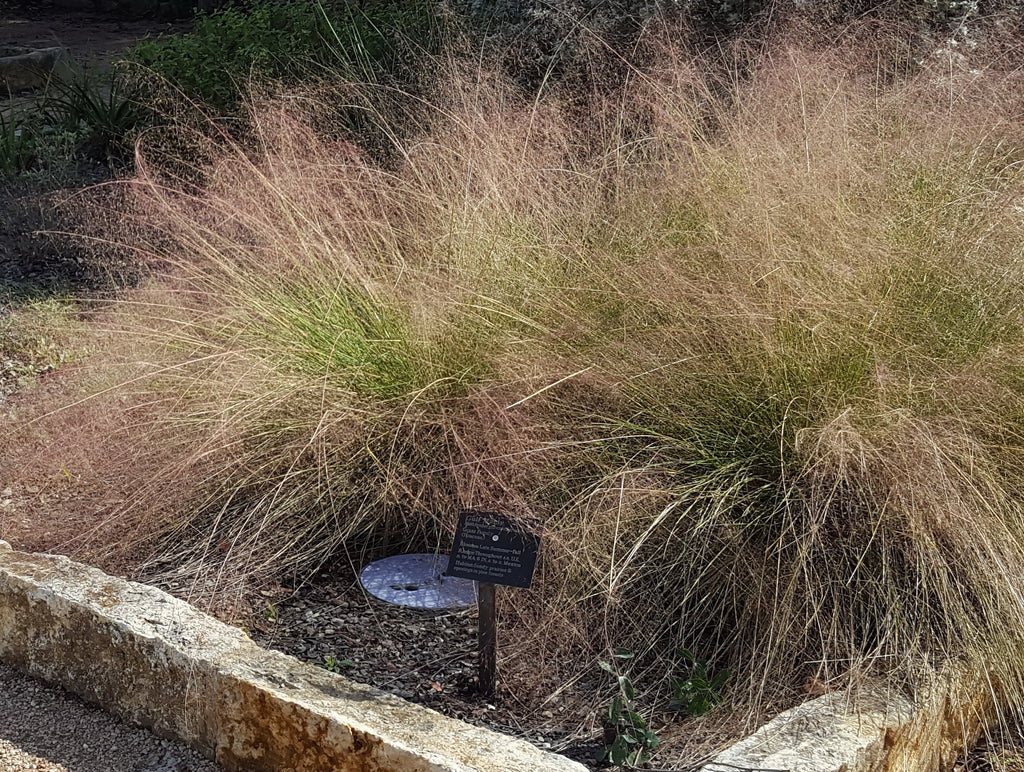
[
  {"left": 321, "top": 654, "right": 354, "bottom": 673},
  {"left": 600, "top": 649, "right": 659, "bottom": 767},
  {"left": 132, "top": 0, "right": 443, "bottom": 112},
  {"left": 133, "top": 1, "right": 324, "bottom": 109},
  {"left": 671, "top": 649, "right": 728, "bottom": 717},
  {"left": 41, "top": 66, "right": 146, "bottom": 162},
  {"left": 0, "top": 297, "right": 82, "bottom": 400},
  {"left": 0, "top": 111, "right": 34, "bottom": 176}
]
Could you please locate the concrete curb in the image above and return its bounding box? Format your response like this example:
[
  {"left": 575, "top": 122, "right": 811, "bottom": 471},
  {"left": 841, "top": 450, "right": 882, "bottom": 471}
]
[{"left": 0, "top": 544, "right": 586, "bottom": 772}]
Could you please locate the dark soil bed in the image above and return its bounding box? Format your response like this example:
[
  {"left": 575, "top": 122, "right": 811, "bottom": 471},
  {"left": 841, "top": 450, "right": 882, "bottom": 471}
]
[
  {"left": 959, "top": 726, "right": 1024, "bottom": 772},
  {"left": 247, "top": 569, "right": 608, "bottom": 770}
]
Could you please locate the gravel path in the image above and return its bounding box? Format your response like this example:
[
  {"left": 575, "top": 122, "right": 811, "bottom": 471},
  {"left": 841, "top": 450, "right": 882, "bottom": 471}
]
[{"left": 0, "top": 662, "right": 221, "bottom": 772}]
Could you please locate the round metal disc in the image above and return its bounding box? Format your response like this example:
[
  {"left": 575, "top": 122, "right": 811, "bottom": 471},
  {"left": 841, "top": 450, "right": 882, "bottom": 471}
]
[{"left": 359, "top": 553, "right": 477, "bottom": 609}]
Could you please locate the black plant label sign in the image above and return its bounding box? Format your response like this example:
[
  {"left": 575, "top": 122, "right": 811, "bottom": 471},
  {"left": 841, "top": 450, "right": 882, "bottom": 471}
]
[{"left": 446, "top": 510, "right": 540, "bottom": 588}]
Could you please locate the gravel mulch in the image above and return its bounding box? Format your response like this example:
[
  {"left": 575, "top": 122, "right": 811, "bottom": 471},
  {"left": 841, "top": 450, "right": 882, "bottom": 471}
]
[
  {"left": 248, "top": 570, "right": 606, "bottom": 771},
  {"left": 0, "top": 662, "right": 221, "bottom": 772}
]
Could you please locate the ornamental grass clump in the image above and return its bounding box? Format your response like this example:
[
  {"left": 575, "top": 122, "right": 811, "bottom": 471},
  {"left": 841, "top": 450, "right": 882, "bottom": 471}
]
[{"left": 92, "top": 25, "right": 1024, "bottom": 721}]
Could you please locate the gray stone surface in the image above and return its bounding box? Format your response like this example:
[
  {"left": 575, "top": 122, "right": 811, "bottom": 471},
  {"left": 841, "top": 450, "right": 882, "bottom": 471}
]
[
  {"left": 0, "top": 48, "right": 66, "bottom": 93},
  {"left": 700, "top": 677, "right": 994, "bottom": 772},
  {"left": 0, "top": 548, "right": 587, "bottom": 772},
  {"left": 702, "top": 689, "right": 913, "bottom": 772}
]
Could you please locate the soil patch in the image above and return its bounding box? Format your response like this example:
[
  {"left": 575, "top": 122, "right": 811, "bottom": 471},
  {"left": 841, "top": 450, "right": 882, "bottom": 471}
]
[
  {"left": 960, "top": 727, "right": 1024, "bottom": 772},
  {"left": 247, "top": 567, "right": 608, "bottom": 770},
  {"left": 0, "top": 5, "right": 188, "bottom": 71}
]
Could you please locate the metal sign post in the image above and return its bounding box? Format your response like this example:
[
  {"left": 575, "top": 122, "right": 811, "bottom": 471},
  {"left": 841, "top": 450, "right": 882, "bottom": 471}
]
[
  {"left": 445, "top": 510, "right": 541, "bottom": 698},
  {"left": 477, "top": 582, "right": 497, "bottom": 696}
]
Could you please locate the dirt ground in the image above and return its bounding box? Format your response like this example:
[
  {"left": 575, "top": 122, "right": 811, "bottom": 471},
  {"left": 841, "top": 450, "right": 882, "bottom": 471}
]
[
  {"left": 0, "top": 4, "right": 189, "bottom": 69},
  {"left": 0, "top": 662, "right": 222, "bottom": 772}
]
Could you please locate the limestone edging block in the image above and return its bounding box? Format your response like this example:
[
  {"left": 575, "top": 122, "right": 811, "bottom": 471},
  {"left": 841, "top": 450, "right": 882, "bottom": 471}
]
[
  {"left": 702, "top": 689, "right": 912, "bottom": 772},
  {"left": 0, "top": 547, "right": 587, "bottom": 772},
  {"left": 700, "top": 674, "right": 994, "bottom": 772},
  {"left": 0, "top": 48, "right": 67, "bottom": 92}
]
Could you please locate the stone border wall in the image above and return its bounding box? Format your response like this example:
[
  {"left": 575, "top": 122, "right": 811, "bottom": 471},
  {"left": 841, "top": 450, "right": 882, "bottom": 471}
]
[
  {"left": 700, "top": 673, "right": 994, "bottom": 772},
  {"left": 0, "top": 544, "right": 586, "bottom": 772},
  {"left": 0, "top": 541, "right": 996, "bottom": 772}
]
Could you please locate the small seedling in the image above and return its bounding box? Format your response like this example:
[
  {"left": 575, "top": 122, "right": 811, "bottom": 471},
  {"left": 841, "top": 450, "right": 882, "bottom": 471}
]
[
  {"left": 599, "top": 648, "right": 659, "bottom": 767},
  {"left": 671, "top": 648, "right": 728, "bottom": 717},
  {"left": 321, "top": 654, "right": 354, "bottom": 673}
]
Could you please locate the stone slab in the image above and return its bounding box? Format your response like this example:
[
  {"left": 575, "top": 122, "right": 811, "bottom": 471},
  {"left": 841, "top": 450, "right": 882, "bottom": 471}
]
[
  {"left": 701, "top": 675, "right": 994, "bottom": 772},
  {"left": 0, "top": 48, "right": 67, "bottom": 93},
  {"left": 702, "top": 689, "right": 912, "bottom": 772},
  {"left": 0, "top": 543, "right": 586, "bottom": 772}
]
